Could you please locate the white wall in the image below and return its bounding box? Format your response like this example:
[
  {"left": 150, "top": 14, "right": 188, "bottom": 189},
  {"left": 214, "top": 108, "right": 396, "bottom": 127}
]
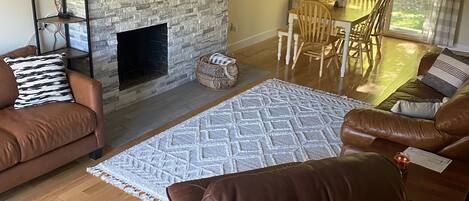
[
  {"left": 3, "top": 0, "right": 290, "bottom": 54},
  {"left": 0, "top": 0, "right": 35, "bottom": 54},
  {"left": 0, "top": 0, "right": 59, "bottom": 55},
  {"left": 228, "top": 0, "right": 289, "bottom": 51},
  {"left": 3, "top": 1, "right": 464, "bottom": 54}
]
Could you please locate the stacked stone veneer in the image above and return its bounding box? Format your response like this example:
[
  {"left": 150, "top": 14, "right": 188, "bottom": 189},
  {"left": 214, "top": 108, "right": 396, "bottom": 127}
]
[{"left": 68, "top": 0, "right": 228, "bottom": 113}]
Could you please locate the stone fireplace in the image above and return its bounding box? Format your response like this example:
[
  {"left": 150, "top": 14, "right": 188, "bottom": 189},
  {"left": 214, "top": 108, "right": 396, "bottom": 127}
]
[{"left": 68, "top": 0, "right": 228, "bottom": 113}]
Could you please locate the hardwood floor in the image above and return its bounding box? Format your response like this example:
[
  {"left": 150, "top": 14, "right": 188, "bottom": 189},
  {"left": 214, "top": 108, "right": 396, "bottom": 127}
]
[
  {"left": 232, "top": 36, "right": 434, "bottom": 105},
  {"left": 0, "top": 36, "right": 433, "bottom": 200}
]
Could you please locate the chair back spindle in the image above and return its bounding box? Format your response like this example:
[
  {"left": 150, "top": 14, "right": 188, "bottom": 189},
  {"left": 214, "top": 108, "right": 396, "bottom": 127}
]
[
  {"left": 373, "top": 0, "right": 392, "bottom": 37},
  {"left": 355, "top": 0, "right": 385, "bottom": 43},
  {"left": 296, "top": 1, "right": 334, "bottom": 45}
]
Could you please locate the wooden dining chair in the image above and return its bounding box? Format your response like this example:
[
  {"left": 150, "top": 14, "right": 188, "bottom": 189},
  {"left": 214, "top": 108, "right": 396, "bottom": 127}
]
[
  {"left": 338, "top": 0, "right": 385, "bottom": 72},
  {"left": 278, "top": 0, "right": 311, "bottom": 63},
  {"left": 371, "top": 0, "right": 392, "bottom": 57},
  {"left": 292, "top": 1, "right": 340, "bottom": 76}
]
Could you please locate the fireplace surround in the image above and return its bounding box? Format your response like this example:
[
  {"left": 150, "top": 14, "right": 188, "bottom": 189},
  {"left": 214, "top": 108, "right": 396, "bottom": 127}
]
[
  {"left": 117, "top": 24, "right": 168, "bottom": 90},
  {"left": 68, "top": 0, "right": 228, "bottom": 113}
]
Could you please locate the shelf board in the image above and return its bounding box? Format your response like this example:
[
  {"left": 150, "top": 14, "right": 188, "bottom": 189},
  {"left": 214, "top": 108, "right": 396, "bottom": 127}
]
[
  {"left": 37, "top": 16, "right": 86, "bottom": 24},
  {"left": 43, "top": 48, "right": 89, "bottom": 59}
]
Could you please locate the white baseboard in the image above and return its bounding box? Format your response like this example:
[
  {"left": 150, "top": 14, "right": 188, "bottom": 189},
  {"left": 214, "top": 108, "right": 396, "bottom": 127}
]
[{"left": 228, "top": 29, "right": 278, "bottom": 52}]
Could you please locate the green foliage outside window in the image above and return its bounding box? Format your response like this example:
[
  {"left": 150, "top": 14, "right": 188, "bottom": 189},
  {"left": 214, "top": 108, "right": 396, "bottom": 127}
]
[{"left": 389, "top": 0, "right": 431, "bottom": 31}]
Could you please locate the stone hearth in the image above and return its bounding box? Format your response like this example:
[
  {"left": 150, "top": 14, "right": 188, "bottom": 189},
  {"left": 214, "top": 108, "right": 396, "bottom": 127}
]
[{"left": 68, "top": 0, "right": 228, "bottom": 113}]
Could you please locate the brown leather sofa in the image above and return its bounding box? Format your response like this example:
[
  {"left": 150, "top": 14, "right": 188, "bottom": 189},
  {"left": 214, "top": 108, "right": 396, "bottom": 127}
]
[
  {"left": 341, "top": 52, "right": 469, "bottom": 162},
  {"left": 0, "top": 46, "right": 104, "bottom": 193},
  {"left": 167, "top": 153, "right": 406, "bottom": 201}
]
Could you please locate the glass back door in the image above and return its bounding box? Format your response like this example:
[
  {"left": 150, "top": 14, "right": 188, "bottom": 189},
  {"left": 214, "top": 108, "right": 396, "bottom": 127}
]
[{"left": 386, "top": 0, "right": 440, "bottom": 42}]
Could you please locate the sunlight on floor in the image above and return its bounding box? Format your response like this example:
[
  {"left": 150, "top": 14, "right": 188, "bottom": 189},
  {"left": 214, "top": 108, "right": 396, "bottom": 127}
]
[{"left": 232, "top": 36, "right": 435, "bottom": 106}]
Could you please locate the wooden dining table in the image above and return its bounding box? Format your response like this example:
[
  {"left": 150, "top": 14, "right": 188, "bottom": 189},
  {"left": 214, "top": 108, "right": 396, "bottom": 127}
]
[{"left": 286, "top": 0, "right": 376, "bottom": 77}]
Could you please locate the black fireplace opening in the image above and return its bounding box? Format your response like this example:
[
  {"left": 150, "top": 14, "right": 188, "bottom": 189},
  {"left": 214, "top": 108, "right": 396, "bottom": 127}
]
[{"left": 117, "top": 24, "right": 168, "bottom": 90}]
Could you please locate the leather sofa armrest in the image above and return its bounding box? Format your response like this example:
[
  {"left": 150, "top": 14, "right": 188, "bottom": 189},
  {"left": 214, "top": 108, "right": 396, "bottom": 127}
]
[
  {"left": 437, "top": 136, "right": 469, "bottom": 162},
  {"left": 0, "top": 45, "right": 37, "bottom": 59},
  {"left": 341, "top": 108, "right": 455, "bottom": 151},
  {"left": 67, "top": 70, "right": 104, "bottom": 148},
  {"left": 418, "top": 52, "right": 439, "bottom": 76}
]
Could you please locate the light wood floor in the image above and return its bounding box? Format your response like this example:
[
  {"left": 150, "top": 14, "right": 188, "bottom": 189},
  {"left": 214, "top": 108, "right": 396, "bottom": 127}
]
[{"left": 0, "top": 36, "right": 433, "bottom": 201}]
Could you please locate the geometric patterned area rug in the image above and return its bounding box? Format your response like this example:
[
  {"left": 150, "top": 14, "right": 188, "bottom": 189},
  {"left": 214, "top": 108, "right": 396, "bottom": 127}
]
[{"left": 87, "top": 79, "right": 370, "bottom": 201}]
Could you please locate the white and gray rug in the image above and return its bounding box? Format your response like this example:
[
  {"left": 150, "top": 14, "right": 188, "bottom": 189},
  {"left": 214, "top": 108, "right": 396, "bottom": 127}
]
[{"left": 88, "top": 79, "right": 369, "bottom": 201}]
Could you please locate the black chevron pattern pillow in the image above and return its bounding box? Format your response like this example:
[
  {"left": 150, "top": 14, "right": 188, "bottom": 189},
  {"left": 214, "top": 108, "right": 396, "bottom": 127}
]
[{"left": 3, "top": 54, "right": 74, "bottom": 109}]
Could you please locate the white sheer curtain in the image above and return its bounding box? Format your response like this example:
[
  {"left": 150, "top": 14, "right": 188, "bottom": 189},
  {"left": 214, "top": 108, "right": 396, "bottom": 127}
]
[
  {"left": 421, "top": 1, "right": 441, "bottom": 44},
  {"left": 427, "top": 0, "right": 461, "bottom": 46}
]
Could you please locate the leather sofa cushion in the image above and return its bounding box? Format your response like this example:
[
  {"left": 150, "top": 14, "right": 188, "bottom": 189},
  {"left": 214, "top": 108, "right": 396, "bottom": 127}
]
[
  {"left": 167, "top": 163, "right": 300, "bottom": 201},
  {"left": 395, "top": 79, "right": 444, "bottom": 99},
  {"left": 436, "top": 82, "right": 469, "bottom": 136},
  {"left": 0, "top": 103, "right": 97, "bottom": 162},
  {"left": 201, "top": 153, "right": 405, "bottom": 201},
  {"left": 0, "top": 130, "right": 20, "bottom": 172},
  {"left": 377, "top": 79, "right": 444, "bottom": 111},
  {"left": 0, "top": 61, "right": 18, "bottom": 109}
]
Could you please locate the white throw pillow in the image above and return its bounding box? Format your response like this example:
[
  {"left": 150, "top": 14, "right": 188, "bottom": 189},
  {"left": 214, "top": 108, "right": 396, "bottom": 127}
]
[
  {"left": 3, "top": 54, "right": 74, "bottom": 109},
  {"left": 391, "top": 98, "right": 449, "bottom": 119}
]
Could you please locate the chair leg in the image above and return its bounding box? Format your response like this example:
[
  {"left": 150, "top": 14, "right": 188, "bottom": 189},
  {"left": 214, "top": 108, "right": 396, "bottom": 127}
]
[
  {"left": 292, "top": 42, "right": 304, "bottom": 70},
  {"left": 319, "top": 46, "right": 325, "bottom": 77},
  {"left": 326, "top": 55, "right": 333, "bottom": 68},
  {"left": 332, "top": 43, "right": 340, "bottom": 68},
  {"left": 358, "top": 42, "right": 364, "bottom": 74},
  {"left": 375, "top": 35, "right": 382, "bottom": 58},
  {"left": 366, "top": 42, "right": 373, "bottom": 66},
  {"left": 89, "top": 148, "right": 103, "bottom": 160},
  {"left": 277, "top": 34, "right": 283, "bottom": 61},
  {"left": 338, "top": 39, "right": 344, "bottom": 55},
  {"left": 349, "top": 41, "right": 357, "bottom": 57},
  {"left": 293, "top": 34, "right": 299, "bottom": 60}
]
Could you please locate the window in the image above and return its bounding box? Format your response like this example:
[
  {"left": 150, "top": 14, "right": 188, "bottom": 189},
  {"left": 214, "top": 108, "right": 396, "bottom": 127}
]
[{"left": 386, "top": 0, "right": 440, "bottom": 42}]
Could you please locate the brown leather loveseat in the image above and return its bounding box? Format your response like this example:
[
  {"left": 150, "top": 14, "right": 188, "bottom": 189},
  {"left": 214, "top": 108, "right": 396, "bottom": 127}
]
[
  {"left": 167, "top": 153, "right": 406, "bottom": 201},
  {"left": 0, "top": 46, "right": 104, "bottom": 193},
  {"left": 341, "top": 52, "right": 469, "bottom": 161}
]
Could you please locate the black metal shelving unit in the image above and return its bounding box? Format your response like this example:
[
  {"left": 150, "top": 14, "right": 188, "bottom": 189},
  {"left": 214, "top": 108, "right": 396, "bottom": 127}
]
[{"left": 31, "top": 0, "right": 94, "bottom": 78}]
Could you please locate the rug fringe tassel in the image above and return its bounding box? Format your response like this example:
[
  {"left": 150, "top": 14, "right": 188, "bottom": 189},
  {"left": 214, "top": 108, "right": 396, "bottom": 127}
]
[{"left": 87, "top": 167, "right": 161, "bottom": 201}]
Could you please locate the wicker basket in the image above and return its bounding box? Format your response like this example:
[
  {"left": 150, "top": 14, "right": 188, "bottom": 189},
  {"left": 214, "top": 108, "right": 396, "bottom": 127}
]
[{"left": 196, "top": 56, "right": 239, "bottom": 90}]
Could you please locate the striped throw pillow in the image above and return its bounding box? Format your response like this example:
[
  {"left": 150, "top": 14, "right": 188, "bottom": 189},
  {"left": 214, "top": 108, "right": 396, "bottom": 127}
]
[
  {"left": 3, "top": 54, "right": 74, "bottom": 109},
  {"left": 421, "top": 49, "right": 469, "bottom": 97}
]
